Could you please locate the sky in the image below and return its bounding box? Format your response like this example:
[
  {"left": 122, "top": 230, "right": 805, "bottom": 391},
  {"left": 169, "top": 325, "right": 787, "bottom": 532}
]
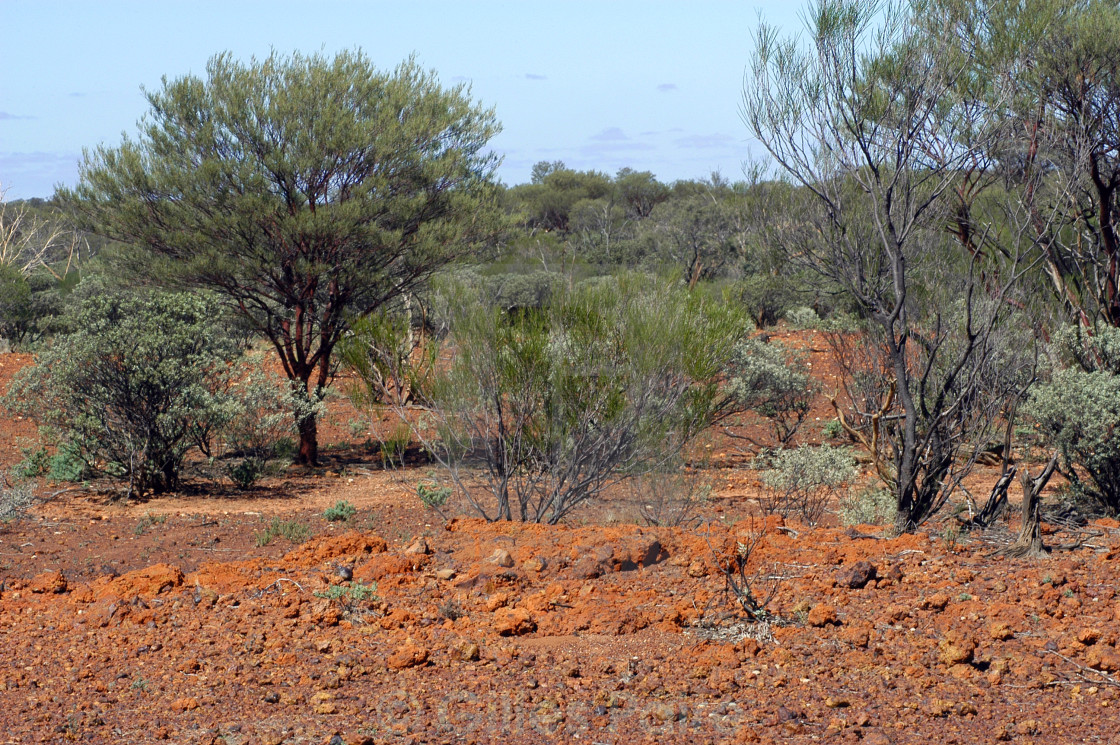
[{"left": 0, "top": 1, "right": 805, "bottom": 201}]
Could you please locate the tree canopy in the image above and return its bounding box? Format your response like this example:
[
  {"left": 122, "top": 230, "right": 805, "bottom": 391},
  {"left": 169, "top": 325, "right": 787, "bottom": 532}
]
[{"left": 61, "top": 50, "right": 503, "bottom": 464}]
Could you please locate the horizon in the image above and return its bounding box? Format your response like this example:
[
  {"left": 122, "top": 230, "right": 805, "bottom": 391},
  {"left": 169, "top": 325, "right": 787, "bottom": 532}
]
[{"left": 0, "top": 1, "right": 802, "bottom": 201}]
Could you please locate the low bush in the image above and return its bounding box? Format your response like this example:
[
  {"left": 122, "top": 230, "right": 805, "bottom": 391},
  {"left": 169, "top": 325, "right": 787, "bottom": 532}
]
[
  {"left": 3, "top": 291, "right": 240, "bottom": 497},
  {"left": 758, "top": 445, "right": 857, "bottom": 525},
  {"left": 0, "top": 470, "right": 35, "bottom": 524},
  {"left": 726, "top": 338, "right": 817, "bottom": 448},
  {"left": 323, "top": 500, "right": 357, "bottom": 522},
  {"left": 838, "top": 486, "right": 897, "bottom": 526},
  {"left": 402, "top": 274, "right": 749, "bottom": 523},
  {"left": 1026, "top": 367, "right": 1120, "bottom": 514},
  {"left": 253, "top": 517, "right": 311, "bottom": 547}
]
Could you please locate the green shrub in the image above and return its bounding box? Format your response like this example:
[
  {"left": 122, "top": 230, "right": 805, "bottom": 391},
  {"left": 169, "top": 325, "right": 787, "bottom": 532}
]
[
  {"left": 14, "top": 444, "right": 50, "bottom": 480},
  {"left": 0, "top": 264, "right": 32, "bottom": 344},
  {"left": 215, "top": 358, "right": 310, "bottom": 489},
  {"left": 727, "top": 338, "right": 817, "bottom": 447},
  {"left": 417, "top": 481, "right": 452, "bottom": 511},
  {"left": 314, "top": 580, "right": 377, "bottom": 604},
  {"left": 759, "top": 445, "right": 857, "bottom": 525},
  {"left": 253, "top": 517, "right": 311, "bottom": 546},
  {"left": 323, "top": 500, "right": 356, "bottom": 522},
  {"left": 416, "top": 273, "right": 748, "bottom": 523},
  {"left": 1026, "top": 366, "right": 1120, "bottom": 514},
  {"left": 838, "top": 486, "right": 897, "bottom": 526},
  {"left": 3, "top": 291, "right": 240, "bottom": 497},
  {"left": 784, "top": 305, "right": 821, "bottom": 329},
  {"left": 48, "top": 440, "right": 89, "bottom": 483}
]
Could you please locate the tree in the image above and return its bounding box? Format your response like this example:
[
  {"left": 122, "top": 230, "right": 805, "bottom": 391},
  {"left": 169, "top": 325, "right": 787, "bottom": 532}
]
[
  {"left": 60, "top": 50, "right": 503, "bottom": 464},
  {"left": 743, "top": 0, "right": 1040, "bottom": 531}
]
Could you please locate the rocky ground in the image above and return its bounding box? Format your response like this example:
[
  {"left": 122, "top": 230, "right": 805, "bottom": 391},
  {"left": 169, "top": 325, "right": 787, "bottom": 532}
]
[{"left": 3, "top": 331, "right": 1120, "bottom": 744}]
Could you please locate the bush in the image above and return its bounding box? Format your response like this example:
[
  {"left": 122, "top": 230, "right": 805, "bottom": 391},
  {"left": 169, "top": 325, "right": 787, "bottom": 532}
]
[
  {"left": 726, "top": 338, "right": 817, "bottom": 448},
  {"left": 0, "top": 471, "right": 35, "bottom": 524},
  {"left": 784, "top": 305, "right": 821, "bottom": 329},
  {"left": 254, "top": 517, "right": 311, "bottom": 546},
  {"left": 215, "top": 357, "right": 310, "bottom": 489},
  {"left": 3, "top": 291, "right": 241, "bottom": 497},
  {"left": 839, "top": 486, "right": 897, "bottom": 526},
  {"left": 758, "top": 445, "right": 857, "bottom": 525},
  {"left": 1026, "top": 366, "right": 1120, "bottom": 514},
  {"left": 323, "top": 500, "right": 356, "bottom": 522},
  {"left": 414, "top": 274, "right": 748, "bottom": 523}
]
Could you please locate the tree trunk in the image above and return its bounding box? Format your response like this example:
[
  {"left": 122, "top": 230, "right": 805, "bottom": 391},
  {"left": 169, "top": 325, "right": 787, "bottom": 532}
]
[
  {"left": 999, "top": 452, "right": 1059, "bottom": 558},
  {"left": 297, "top": 413, "right": 319, "bottom": 466},
  {"left": 974, "top": 465, "right": 1017, "bottom": 528}
]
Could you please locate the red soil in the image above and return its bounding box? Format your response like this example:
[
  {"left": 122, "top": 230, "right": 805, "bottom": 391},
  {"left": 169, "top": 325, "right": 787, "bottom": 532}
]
[{"left": 1, "top": 330, "right": 1116, "bottom": 744}]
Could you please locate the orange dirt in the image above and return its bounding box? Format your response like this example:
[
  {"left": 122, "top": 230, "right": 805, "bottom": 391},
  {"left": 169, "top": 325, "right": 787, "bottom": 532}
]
[{"left": 1, "top": 330, "right": 1116, "bottom": 745}]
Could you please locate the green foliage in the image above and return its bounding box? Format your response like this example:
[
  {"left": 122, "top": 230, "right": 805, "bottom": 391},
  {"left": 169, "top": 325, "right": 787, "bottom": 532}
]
[
  {"left": 314, "top": 580, "right": 377, "bottom": 604},
  {"left": 323, "top": 500, "right": 357, "bottom": 522},
  {"left": 421, "top": 273, "right": 748, "bottom": 523},
  {"left": 14, "top": 444, "right": 50, "bottom": 480},
  {"left": 1026, "top": 366, "right": 1120, "bottom": 513},
  {"left": 758, "top": 445, "right": 857, "bottom": 525},
  {"left": 417, "top": 481, "right": 452, "bottom": 511},
  {"left": 253, "top": 517, "right": 311, "bottom": 547},
  {"left": 838, "top": 486, "right": 898, "bottom": 527},
  {"left": 48, "top": 441, "right": 89, "bottom": 483},
  {"left": 822, "top": 419, "right": 845, "bottom": 440},
  {"left": 784, "top": 306, "right": 821, "bottom": 329},
  {"left": 214, "top": 357, "right": 312, "bottom": 489},
  {"left": 62, "top": 50, "right": 503, "bottom": 465},
  {"left": 3, "top": 291, "right": 240, "bottom": 497},
  {"left": 0, "top": 264, "right": 31, "bottom": 343},
  {"left": 727, "top": 338, "right": 817, "bottom": 447}
]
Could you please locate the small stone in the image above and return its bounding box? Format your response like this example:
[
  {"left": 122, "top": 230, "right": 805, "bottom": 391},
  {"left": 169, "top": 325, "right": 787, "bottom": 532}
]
[
  {"left": 825, "top": 696, "right": 850, "bottom": 708},
  {"left": 490, "top": 549, "right": 515, "bottom": 568},
  {"left": 807, "top": 604, "right": 839, "bottom": 627},
  {"left": 989, "top": 622, "right": 1014, "bottom": 641},
  {"left": 493, "top": 606, "right": 536, "bottom": 636},
  {"left": 316, "top": 639, "right": 332, "bottom": 653},
  {"left": 687, "top": 560, "right": 707, "bottom": 578},
  {"left": 170, "top": 697, "right": 200, "bottom": 713},
  {"left": 404, "top": 538, "right": 430, "bottom": 555},
  {"left": 261, "top": 691, "right": 280, "bottom": 704},
  {"left": 938, "top": 637, "right": 976, "bottom": 666},
  {"left": 920, "top": 592, "right": 950, "bottom": 611},
  {"left": 458, "top": 642, "right": 480, "bottom": 661},
  {"left": 28, "top": 570, "right": 67, "bottom": 594},
  {"left": 836, "top": 561, "right": 877, "bottom": 589},
  {"left": 335, "top": 564, "right": 353, "bottom": 582},
  {"left": 434, "top": 568, "right": 456, "bottom": 580},
  {"left": 1078, "top": 628, "right": 1102, "bottom": 645},
  {"left": 522, "top": 557, "right": 547, "bottom": 572},
  {"left": 386, "top": 641, "right": 429, "bottom": 670}
]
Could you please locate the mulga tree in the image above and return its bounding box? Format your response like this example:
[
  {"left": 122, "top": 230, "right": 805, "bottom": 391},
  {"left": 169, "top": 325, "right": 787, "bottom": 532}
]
[
  {"left": 61, "top": 50, "right": 503, "bottom": 464},
  {"left": 743, "top": 0, "right": 1040, "bottom": 531}
]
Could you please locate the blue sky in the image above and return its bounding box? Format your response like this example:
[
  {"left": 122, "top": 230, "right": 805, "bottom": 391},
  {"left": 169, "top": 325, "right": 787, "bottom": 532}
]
[{"left": 0, "top": 1, "right": 803, "bottom": 200}]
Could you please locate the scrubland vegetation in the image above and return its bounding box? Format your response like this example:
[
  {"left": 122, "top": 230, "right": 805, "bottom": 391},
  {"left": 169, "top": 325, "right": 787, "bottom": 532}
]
[{"left": 6, "top": 1, "right": 1120, "bottom": 742}]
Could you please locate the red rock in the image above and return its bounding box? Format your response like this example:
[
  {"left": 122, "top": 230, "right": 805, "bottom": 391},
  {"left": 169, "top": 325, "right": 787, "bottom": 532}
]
[
  {"left": 836, "top": 561, "right": 877, "bottom": 589},
  {"left": 170, "top": 697, "right": 200, "bottom": 712},
  {"left": 808, "top": 604, "right": 839, "bottom": 627},
  {"left": 386, "top": 641, "right": 429, "bottom": 670},
  {"left": 100, "top": 563, "right": 183, "bottom": 599},
  {"left": 28, "top": 570, "right": 67, "bottom": 594},
  {"left": 493, "top": 607, "right": 536, "bottom": 636}
]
